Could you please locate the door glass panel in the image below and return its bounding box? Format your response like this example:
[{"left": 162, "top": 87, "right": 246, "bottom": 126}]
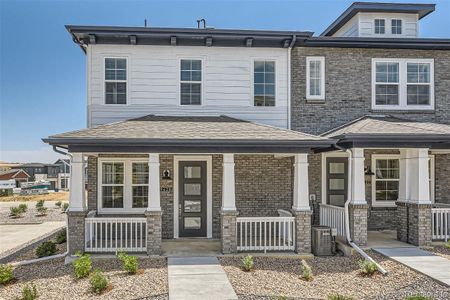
[
  {"left": 184, "top": 217, "right": 201, "bottom": 229},
  {"left": 329, "top": 163, "right": 345, "bottom": 174},
  {"left": 329, "top": 194, "right": 345, "bottom": 206},
  {"left": 329, "top": 179, "right": 345, "bottom": 190},
  {"left": 184, "top": 166, "right": 201, "bottom": 178},
  {"left": 184, "top": 200, "right": 201, "bottom": 212},
  {"left": 184, "top": 183, "right": 201, "bottom": 195}
]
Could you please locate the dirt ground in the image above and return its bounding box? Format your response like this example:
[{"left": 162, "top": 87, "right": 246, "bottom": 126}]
[{"left": 0, "top": 192, "right": 69, "bottom": 202}]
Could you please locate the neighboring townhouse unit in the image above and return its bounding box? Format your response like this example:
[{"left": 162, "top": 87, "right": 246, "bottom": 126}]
[
  {"left": 15, "top": 160, "right": 71, "bottom": 190},
  {"left": 43, "top": 2, "right": 450, "bottom": 256}
]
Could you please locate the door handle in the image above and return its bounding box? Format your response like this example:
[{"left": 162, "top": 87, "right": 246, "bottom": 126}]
[{"left": 178, "top": 204, "right": 182, "bottom": 214}]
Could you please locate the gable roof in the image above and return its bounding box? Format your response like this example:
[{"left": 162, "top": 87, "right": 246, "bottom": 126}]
[
  {"left": 321, "top": 2, "right": 436, "bottom": 37},
  {"left": 43, "top": 115, "right": 333, "bottom": 153},
  {"left": 0, "top": 169, "right": 30, "bottom": 180}
]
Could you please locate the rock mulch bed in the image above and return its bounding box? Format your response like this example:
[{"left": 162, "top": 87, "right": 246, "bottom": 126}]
[
  {"left": 220, "top": 251, "right": 450, "bottom": 300},
  {"left": 1, "top": 237, "right": 66, "bottom": 264},
  {"left": 0, "top": 257, "right": 168, "bottom": 300},
  {"left": 0, "top": 206, "right": 67, "bottom": 224},
  {"left": 426, "top": 245, "right": 450, "bottom": 260}
]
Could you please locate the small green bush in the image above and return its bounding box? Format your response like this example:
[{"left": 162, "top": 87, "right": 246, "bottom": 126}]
[
  {"left": 73, "top": 253, "right": 92, "bottom": 279},
  {"left": 36, "top": 241, "right": 57, "bottom": 258},
  {"left": 0, "top": 264, "right": 14, "bottom": 285},
  {"left": 55, "top": 201, "right": 62, "bottom": 208},
  {"left": 18, "top": 284, "right": 38, "bottom": 300},
  {"left": 444, "top": 242, "right": 450, "bottom": 249},
  {"left": 404, "top": 295, "right": 434, "bottom": 300},
  {"left": 9, "top": 206, "right": 23, "bottom": 218},
  {"left": 359, "top": 260, "right": 378, "bottom": 276},
  {"left": 300, "top": 260, "right": 313, "bottom": 281},
  {"left": 18, "top": 203, "right": 28, "bottom": 213},
  {"left": 54, "top": 230, "right": 67, "bottom": 244},
  {"left": 117, "top": 251, "right": 138, "bottom": 274},
  {"left": 327, "top": 294, "right": 354, "bottom": 300},
  {"left": 89, "top": 269, "right": 109, "bottom": 295},
  {"left": 61, "top": 203, "right": 69, "bottom": 213},
  {"left": 241, "top": 255, "right": 254, "bottom": 272},
  {"left": 36, "top": 200, "right": 45, "bottom": 208}
]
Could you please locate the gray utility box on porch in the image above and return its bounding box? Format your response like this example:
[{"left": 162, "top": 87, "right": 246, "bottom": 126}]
[{"left": 311, "top": 226, "right": 334, "bottom": 256}]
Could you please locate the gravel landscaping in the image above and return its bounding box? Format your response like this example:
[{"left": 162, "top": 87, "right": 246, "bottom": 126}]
[
  {"left": 220, "top": 252, "right": 450, "bottom": 300},
  {"left": 0, "top": 256, "right": 168, "bottom": 300},
  {"left": 0, "top": 192, "right": 69, "bottom": 202},
  {"left": 425, "top": 245, "right": 450, "bottom": 260},
  {"left": 0, "top": 206, "right": 67, "bottom": 224}
]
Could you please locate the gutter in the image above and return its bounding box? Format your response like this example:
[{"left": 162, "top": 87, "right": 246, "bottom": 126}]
[
  {"left": 334, "top": 144, "right": 388, "bottom": 275},
  {"left": 287, "top": 35, "right": 297, "bottom": 130}
]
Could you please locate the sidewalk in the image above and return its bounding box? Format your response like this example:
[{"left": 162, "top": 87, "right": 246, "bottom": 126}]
[{"left": 168, "top": 256, "right": 238, "bottom": 300}]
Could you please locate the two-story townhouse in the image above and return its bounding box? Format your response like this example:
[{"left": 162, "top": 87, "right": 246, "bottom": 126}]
[{"left": 43, "top": 2, "right": 450, "bottom": 256}]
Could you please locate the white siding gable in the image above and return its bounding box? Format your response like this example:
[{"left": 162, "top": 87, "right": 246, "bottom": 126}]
[{"left": 87, "top": 45, "right": 289, "bottom": 129}]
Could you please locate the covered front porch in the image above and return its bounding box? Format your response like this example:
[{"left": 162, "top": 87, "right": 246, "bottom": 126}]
[{"left": 43, "top": 115, "right": 332, "bottom": 255}]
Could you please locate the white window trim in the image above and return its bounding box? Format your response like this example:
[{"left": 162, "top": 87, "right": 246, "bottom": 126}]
[
  {"left": 97, "top": 157, "right": 148, "bottom": 214},
  {"left": 103, "top": 57, "right": 129, "bottom": 105},
  {"left": 306, "top": 56, "right": 325, "bottom": 101},
  {"left": 178, "top": 57, "right": 204, "bottom": 106},
  {"left": 371, "top": 58, "right": 435, "bottom": 110},
  {"left": 371, "top": 154, "right": 435, "bottom": 207},
  {"left": 374, "top": 19, "right": 386, "bottom": 35},
  {"left": 251, "top": 58, "right": 277, "bottom": 107},
  {"left": 391, "top": 19, "right": 402, "bottom": 35}
]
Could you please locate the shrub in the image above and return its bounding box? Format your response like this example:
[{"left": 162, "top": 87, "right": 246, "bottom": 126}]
[
  {"left": 89, "top": 269, "right": 109, "bottom": 295},
  {"left": 241, "top": 255, "right": 254, "bottom": 272},
  {"left": 300, "top": 260, "right": 313, "bottom": 281},
  {"left": 61, "top": 203, "right": 69, "bottom": 213},
  {"left": 327, "top": 294, "right": 354, "bottom": 300},
  {"left": 0, "top": 264, "right": 14, "bottom": 285},
  {"left": 36, "top": 200, "right": 45, "bottom": 208},
  {"left": 404, "top": 296, "right": 434, "bottom": 300},
  {"left": 73, "top": 253, "right": 92, "bottom": 279},
  {"left": 36, "top": 241, "right": 57, "bottom": 258},
  {"left": 18, "top": 203, "right": 28, "bottom": 213},
  {"left": 54, "top": 230, "right": 67, "bottom": 244},
  {"left": 55, "top": 201, "right": 62, "bottom": 208},
  {"left": 444, "top": 242, "right": 450, "bottom": 249},
  {"left": 18, "top": 284, "right": 38, "bottom": 300},
  {"left": 9, "top": 206, "right": 23, "bottom": 218},
  {"left": 359, "top": 260, "right": 378, "bottom": 276},
  {"left": 117, "top": 251, "right": 138, "bottom": 274}
]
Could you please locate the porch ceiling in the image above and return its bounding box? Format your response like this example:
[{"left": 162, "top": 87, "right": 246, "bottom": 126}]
[
  {"left": 323, "top": 115, "right": 450, "bottom": 149},
  {"left": 42, "top": 115, "right": 334, "bottom": 153}
]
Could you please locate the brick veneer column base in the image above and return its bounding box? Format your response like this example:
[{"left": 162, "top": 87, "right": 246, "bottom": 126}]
[
  {"left": 221, "top": 210, "right": 238, "bottom": 254},
  {"left": 408, "top": 203, "right": 432, "bottom": 246},
  {"left": 292, "top": 210, "right": 312, "bottom": 254},
  {"left": 348, "top": 204, "right": 368, "bottom": 247},
  {"left": 145, "top": 210, "right": 162, "bottom": 255},
  {"left": 396, "top": 201, "right": 408, "bottom": 242},
  {"left": 67, "top": 210, "right": 88, "bottom": 255}
]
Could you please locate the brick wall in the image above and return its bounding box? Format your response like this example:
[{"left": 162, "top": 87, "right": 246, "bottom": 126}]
[
  {"left": 87, "top": 156, "right": 97, "bottom": 211},
  {"left": 435, "top": 154, "right": 450, "bottom": 205},
  {"left": 160, "top": 155, "right": 174, "bottom": 239}
]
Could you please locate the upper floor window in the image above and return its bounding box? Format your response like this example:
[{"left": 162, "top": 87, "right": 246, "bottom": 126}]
[
  {"left": 372, "top": 58, "right": 434, "bottom": 110},
  {"left": 391, "top": 19, "right": 402, "bottom": 35},
  {"left": 306, "top": 57, "right": 325, "bottom": 100},
  {"left": 254, "top": 61, "right": 275, "bottom": 106},
  {"left": 105, "top": 58, "right": 127, "bottom": 105},
  {"left": 180, "top": 59, "right": 202, "bottom": 105},
  {"left": 374, "top": 19, "right": 385, "bottom": 34}
]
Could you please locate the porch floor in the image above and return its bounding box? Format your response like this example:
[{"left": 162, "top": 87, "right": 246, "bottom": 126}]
[
  {"left": 367, "top": 230, "right": 415, "bottom": 249},
  {"left": 162, "top": 239, "right": 221, "bottom": 257}
]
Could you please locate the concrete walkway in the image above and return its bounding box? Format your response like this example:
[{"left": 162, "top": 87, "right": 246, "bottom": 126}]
[
  {"left": 373, "top": 247, "right": 450, "bottom": 287},
  {"left": 0, "top": 221, "right": 65, "bottom": 255},
  {"left": 168, "top": 256, "right": 238, "bottom": 300}
]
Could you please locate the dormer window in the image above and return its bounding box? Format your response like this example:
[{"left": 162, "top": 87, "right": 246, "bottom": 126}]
[
  {"left": 374, "top": 19, "right": 385, "bottom": 34},
  {"left": 391, "top": 19, "right": 402, "bottom": 34}
]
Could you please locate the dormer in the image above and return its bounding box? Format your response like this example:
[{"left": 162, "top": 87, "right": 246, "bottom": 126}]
[{"left": 321, "top": 2, "right": 435, "bottom": 38}]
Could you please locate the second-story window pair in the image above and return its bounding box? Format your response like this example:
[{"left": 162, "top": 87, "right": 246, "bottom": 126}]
[{"left": 375, "top": 19, "right": 402, "bottom": 35}]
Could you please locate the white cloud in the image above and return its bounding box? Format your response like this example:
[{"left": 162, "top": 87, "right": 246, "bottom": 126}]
[{"left": 0, "top": 147, "right": 64, "bottom": 164}]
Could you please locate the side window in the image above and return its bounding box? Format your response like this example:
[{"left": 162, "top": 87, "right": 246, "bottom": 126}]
[
  {"left": 306, "top": 57, "right": 325, "bottom": 100},
  {"left": 105, "top": 58, "right": 127, "bottom": 104},
  {"left": 406, "top": 62, "right": 431, "bottom": 106},
  {"left": 374, "top": 19, "right": 385, "bottom": 34},
  {"left": 180, "top": 59, "right": 202, "bottom": 105},
  {"left": 374, "top": 62, "right": 399, "bottom": 106},
  {"left": 254, "top": 61, "right": 275, "bottom": 106},
  {"left": 391, "top": 19, "right": 402, "bottom": 35}
]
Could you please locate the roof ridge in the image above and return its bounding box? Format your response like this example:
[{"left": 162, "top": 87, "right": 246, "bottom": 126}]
[{"left": 321, "top": 115, "right": 371, "bottom": 136}]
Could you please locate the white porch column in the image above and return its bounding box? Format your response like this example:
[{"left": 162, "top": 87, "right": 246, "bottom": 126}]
[
  {"left": 69, "top": 153, "right": 86, "bottom": 211},
  {"left": 147, "top": 153, "right": 161, "bottom": 211},
  {"left": 349, "top": 148, "right": 366, "bottom": 205},
  {"left": 292, "top": 153, "right": 310, "bottom": 211},
  {"left": 222, "top": 154, "right": 236, "bottom": 211},
  {"left": 408, "top": 148, "right": 431, "bottom": 204},
  {"left": 398, "top": 149, "right": 411, "bottom": 203}
]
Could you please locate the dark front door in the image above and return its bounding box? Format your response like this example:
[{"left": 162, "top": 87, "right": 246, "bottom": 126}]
[
  {"left": 326, "top": 157, "right": 348, "bottom": 207},
  {"left": 179, "top": 161, "right": 207, "bottom": 237}
]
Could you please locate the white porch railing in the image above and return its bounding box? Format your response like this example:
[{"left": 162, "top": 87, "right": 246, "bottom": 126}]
[
  {"left": 236, "top": 217, "right": 295, "bottom": 252},
  {"left": 320, "top": 204, "right": 345, "bottom": 237},
  {"left": 85, "top": 217, "right": 147, "bottom": 253},
  {"left": 432, "top": 207, "right": 450, "bottom": 241}
]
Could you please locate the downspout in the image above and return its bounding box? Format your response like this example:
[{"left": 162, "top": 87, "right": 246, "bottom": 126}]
[
  {"left": 334, "top": 144, "right": 388, "bottom": 275},
  {"left": 287, "top": 35, "right": 296, "bottom": 130}
]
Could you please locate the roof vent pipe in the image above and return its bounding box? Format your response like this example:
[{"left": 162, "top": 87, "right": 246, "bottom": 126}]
[{"left": 197, "top": 18, "right": 206, "bottom": 29}]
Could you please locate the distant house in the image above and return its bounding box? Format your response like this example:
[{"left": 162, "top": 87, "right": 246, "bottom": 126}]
[
  {"left": 0, "top": 169, "right": 30, "bottom": 187},
  {"left": 15, "top": 161, "right": 70, "bottom": 191},
  {"left": 0, "top": 161, "right": 21, "bottom": 173}
]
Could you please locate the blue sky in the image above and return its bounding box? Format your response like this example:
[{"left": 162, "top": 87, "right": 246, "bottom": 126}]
[{"left": 1, "top": 0, "right": 449, "bottom": 163}]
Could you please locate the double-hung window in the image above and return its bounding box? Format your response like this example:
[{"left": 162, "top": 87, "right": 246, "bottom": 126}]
[
  {"left": 372, "top": 59, "right": 434, "bottom": 110},
  {"left": 132, "top": 163, "right": 149, "bottom": 208},
  {"left": 306, "top": 57, "right": 325, "bottom": 100},
  {"left": 254, "top": 61, "right": 275, "bottom": 106},
  {"left": 101, "top": 162, "right": 124, "bottom": 208},
  {"left": 105, "top": 58, "right": 127, "bottom": 104},
  {"left": 180, "top": 59, "right": 202, "bottom": 105},
  {"left": 391, "top": 19, "right": 402, "bottom": 35},
  {"left": 374, "top": 19, "right": 385, "bottom": 34}
]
